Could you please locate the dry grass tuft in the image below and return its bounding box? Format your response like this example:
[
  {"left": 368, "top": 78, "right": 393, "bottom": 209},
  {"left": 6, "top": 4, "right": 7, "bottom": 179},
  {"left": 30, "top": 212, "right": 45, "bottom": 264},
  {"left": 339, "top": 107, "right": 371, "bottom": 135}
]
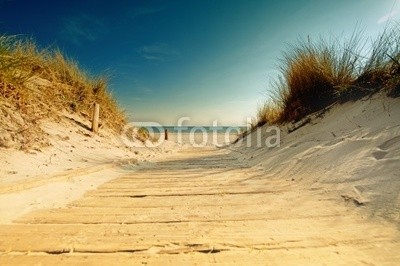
[
  {"left": 257, "top": 25, "right": 400, "bottom": 126},
  {"left": 257, "top": 101, "right": 282, "bottom": 126},
  {"left": 0, "top": 35, "right": 126, "bottom": 136},
  {"left": 276, "top": 32, "right": 361, "bottom": 122},
  {"left": 136, "top": 127, "right": 150, "bottom": 142}
]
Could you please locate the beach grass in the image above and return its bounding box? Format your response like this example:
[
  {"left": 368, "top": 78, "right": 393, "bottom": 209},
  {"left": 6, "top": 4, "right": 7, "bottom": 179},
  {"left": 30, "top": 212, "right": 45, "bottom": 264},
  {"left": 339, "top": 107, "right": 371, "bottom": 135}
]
[
  {"left": 257, "top": 25, "right": 400, "bottom": 125},
  {"left": 0, "top": 35, "right": 126, "bottom": 132}
]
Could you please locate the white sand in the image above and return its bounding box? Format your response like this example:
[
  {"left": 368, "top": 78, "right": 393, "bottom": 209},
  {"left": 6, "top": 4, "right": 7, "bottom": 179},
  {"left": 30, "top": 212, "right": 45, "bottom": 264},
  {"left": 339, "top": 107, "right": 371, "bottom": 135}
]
[
  {"left": 0, "top": 169, "right": 123, "bottom": 224},
  {"left": 232, "top": 91, "right": 400, "bottom": 222},
  {"left": 166, "top": 132, "right": 239, "bottom": 147},
  {"left": 0, "top": 92, "right": 399, "bottom": 264},
  {"left": 0, "top": 111, "right": 180, "bottom": 223},
  {"left": 1, "top": 92, "right": 399, "bottom": 224}
]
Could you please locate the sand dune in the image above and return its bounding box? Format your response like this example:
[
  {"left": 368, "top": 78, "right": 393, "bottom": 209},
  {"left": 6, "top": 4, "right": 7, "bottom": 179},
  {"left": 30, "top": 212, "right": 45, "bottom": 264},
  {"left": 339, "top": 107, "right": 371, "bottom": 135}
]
[
  {"left": 233, "top": 91, "right": 400, "bottom": 224},
  {"left": 0, "top": 92, "right": 399, "bottom": 264}
]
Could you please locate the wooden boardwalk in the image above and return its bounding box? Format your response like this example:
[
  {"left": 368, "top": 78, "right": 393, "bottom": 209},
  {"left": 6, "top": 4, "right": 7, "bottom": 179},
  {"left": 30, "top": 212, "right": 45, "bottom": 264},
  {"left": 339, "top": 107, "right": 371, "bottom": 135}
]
[{"left": 0, "top": 148, "right": 399, "bottom": 265}]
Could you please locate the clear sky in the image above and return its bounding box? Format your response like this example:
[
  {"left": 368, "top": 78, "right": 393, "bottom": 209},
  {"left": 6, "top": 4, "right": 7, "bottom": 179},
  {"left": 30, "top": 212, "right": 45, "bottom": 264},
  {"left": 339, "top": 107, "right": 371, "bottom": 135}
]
[{"left": 0, "top": 0, "right": 398, "bottom": 125}]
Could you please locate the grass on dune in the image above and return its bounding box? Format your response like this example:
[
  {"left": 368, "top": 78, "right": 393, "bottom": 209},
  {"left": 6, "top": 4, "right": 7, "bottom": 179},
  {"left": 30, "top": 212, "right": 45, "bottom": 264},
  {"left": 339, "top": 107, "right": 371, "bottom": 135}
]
[
  {"left": 257, "top": 25, "right": 400, "bottom": 126},
  {"left": 0, "top": 35, "right": 126, "bottom": 133},
  {"left": 257, "top": 100, "right": 282, "bottom": 126}
]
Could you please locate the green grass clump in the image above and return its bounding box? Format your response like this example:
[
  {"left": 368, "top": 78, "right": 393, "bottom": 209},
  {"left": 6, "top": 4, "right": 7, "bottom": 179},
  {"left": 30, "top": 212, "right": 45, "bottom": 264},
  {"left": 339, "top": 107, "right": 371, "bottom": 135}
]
[
  {"left": 0, "top": 34, "right": 126, "bottom": 132},
  {"left": 257, "top": 25, "right": 400, "bottom": 126}
]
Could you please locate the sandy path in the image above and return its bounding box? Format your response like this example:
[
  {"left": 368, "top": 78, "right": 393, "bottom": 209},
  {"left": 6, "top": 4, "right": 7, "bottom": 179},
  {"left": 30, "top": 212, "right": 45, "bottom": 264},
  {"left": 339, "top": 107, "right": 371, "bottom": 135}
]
[{"left": 0, "top": 147, "right": 399, "bottom": 265}]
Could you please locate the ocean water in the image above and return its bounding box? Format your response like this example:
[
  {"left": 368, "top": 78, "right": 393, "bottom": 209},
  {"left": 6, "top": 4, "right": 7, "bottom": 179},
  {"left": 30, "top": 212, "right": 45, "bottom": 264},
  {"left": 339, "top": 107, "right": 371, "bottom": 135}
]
[
  {"left": 143, "top": 126, "right": 247, "bottom": 146},
  {"left": 147, "top": 126, "right": 247, "bottom": 134}
]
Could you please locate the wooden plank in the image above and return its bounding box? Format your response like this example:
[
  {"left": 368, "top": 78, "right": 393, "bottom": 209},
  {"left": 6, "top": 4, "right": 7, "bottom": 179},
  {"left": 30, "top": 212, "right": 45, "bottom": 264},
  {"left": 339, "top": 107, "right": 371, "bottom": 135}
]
[
  {"left": 15, "top": 201, "right": 350, "bottom": 224},
  {"left": 1, "top": 147, "right": 399, "bottom": 265},
  {"left": 69, "top": 192, "right": 299, "bottom": 208},
  {"left": 0, "top": 219, "right": 398, "bottom": 253},
  {"left": 84, "top": 186, "right": 288, "bottom": 198},
  {"left": 1, "top": 245, "right": 399, "bottom": 266}
]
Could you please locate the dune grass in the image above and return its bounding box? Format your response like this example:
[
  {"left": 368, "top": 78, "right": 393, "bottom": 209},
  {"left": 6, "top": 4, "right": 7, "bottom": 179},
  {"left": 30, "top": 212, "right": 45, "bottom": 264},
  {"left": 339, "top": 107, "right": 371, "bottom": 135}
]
[
  {"left": 0, "top": 35, "right": 126, "bottom": 132},
  {"left": 257, "top": 100, "right": 282, "bottom": 126},
  {"left": 136, "top": 127, "right": 151, "bottom": 143},
  {"left": 257, "top": 25, "right": 400, "bottom": 126}
]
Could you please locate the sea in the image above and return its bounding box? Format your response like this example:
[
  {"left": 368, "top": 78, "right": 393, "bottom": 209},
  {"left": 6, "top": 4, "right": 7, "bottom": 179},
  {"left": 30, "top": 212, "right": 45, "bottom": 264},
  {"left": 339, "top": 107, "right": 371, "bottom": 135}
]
[
  {"left": 161, "top": 126, "right": 247, "bottom": 134},
  {"left": 139, "top": 126, "right": 247, "bottom": 146}
]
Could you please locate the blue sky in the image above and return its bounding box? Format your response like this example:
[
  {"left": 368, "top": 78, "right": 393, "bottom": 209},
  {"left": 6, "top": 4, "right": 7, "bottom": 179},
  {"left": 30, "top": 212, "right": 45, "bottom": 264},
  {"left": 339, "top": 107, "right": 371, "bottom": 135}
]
[{"left": 0, "top": 0, "right": 398, "bottom": 125}]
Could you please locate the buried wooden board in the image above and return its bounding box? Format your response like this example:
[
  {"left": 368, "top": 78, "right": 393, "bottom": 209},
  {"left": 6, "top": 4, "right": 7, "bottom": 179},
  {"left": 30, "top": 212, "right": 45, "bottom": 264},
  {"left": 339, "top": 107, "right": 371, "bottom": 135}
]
[
  {"left": 1, "top": 218, "right": 398, "bottom": 253},
  {"left": 68, "top": 192, "right": 300, "bottom": 208},
  {"left": 0, "top": 246, "right": 399, "bottom": 266},
  {"left": 16, "top": 201, "right": 354, "bottom": 224}
]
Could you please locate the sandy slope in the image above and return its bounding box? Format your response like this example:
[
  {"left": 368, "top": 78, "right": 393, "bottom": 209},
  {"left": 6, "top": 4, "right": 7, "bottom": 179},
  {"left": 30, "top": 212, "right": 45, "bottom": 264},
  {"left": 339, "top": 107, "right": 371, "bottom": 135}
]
[
  {"left": 0, "top": 147, "right": 399, "bottom": 265},
  {"left": 0, "top": 111, "right": 170, "bottom": 186},
  {"left": 0, "top": 112, "right": 177, "bottom": 223},
  {"left": 0, "top": 92, "right": 399, "bottom": 264},
  {"left": 232, "top": 91, "right": 400, "bottom": 224}
]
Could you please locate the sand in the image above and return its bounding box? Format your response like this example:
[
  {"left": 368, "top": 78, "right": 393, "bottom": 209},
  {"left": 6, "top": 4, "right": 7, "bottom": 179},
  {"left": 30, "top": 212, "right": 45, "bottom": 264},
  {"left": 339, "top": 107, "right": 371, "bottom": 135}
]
[
  {"left": 0, "top": 111, "right": 178, "bottom": 223},
  {"left": 0, "top": 92, "right": 399, "bottom": 264},
  {"left": 232, "top": 91, "right": 400, "bottom": 224}
]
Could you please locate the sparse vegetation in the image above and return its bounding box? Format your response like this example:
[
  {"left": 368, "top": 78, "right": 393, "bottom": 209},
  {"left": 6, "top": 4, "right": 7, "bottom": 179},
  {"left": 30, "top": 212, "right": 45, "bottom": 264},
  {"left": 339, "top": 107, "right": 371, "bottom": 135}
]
[
  {"left": 0, "top": 34, "right": 126, "bottom": 149},
  {"left": 136, "top": 127, "right": 150, "bottom": 142},
  {"left": 257, "top": 25, "right": 400, "bottom": 126},
  {"left": 257, "top": 100, "right": 282, "bottom": 126}
]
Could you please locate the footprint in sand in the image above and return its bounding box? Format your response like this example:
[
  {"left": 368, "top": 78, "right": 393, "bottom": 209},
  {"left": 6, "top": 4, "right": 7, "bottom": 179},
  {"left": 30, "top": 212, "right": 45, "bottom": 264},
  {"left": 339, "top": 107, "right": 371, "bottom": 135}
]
[
  {"left": 372, "top": 150, "right": 388, "bottom": 160},
  {"left": 378, "top": 135, "right": 400, "bottom": 150},
  {"left": 372, "top": 135, "right": 400, "bottom": 160}
]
